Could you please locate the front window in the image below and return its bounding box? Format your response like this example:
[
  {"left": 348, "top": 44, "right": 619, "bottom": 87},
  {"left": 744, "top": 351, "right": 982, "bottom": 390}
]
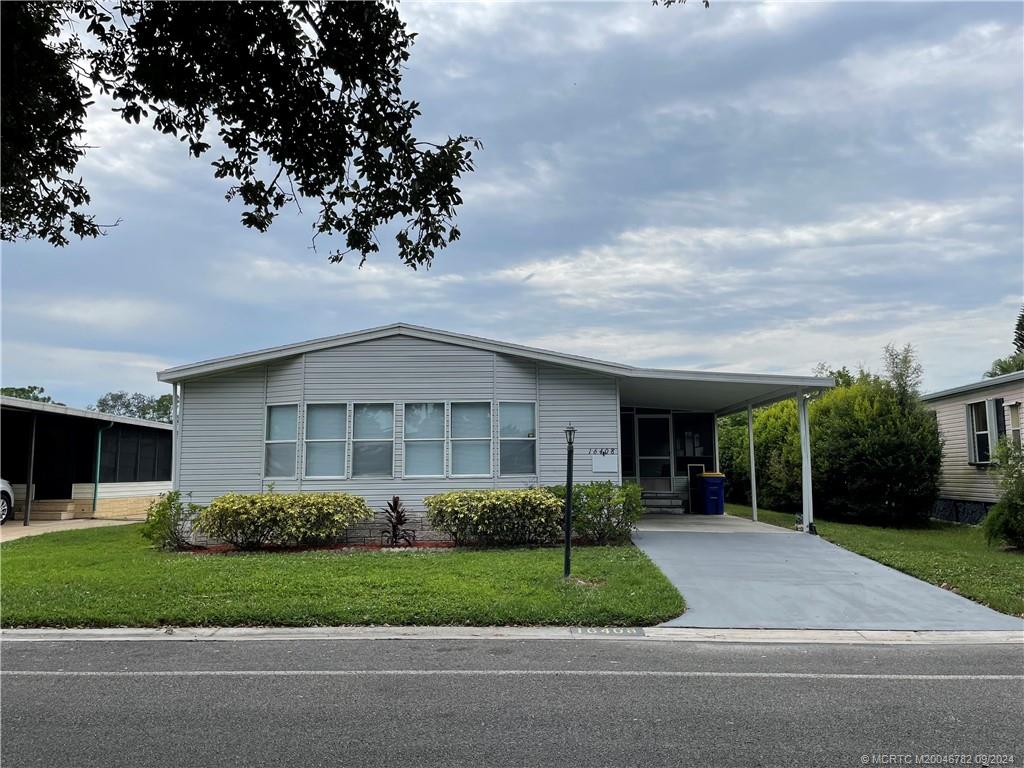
[
  {"left": 499, "top": 402, "right": 536, "bottom": 475},
  {"left": 969, "top": 401, "right": 990, "bottom": 464},
  {"left": 451, "top": 402, "right": 491, "bottom": 476},
  {"left": 352, "top": 403, "right": 394, "bottom": 477},
  {"left": 265, "top": 404, "right": 298, "bottom": 478},
  {"left": 305, "top": 404, "right": 346, "bottom": 478},
  {"left": 1010, "top": 402, "right": 1022, "bottom": 448},
  {"left": 404, "top": 402, "right": 445, "bottom": 477}
]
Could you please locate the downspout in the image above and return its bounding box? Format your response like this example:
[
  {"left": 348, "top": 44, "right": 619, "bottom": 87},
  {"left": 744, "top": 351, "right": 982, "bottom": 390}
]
[{"left": 93, "top": 421, "right": 114, "bottom": 515}]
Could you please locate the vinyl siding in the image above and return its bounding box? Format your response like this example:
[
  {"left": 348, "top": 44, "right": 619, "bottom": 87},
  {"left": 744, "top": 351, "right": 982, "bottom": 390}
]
[
  {"left": 71, "top": 481, "right": 172, "bottom": 500},
  {"left": 537, "top": 363, "right": 619, "bottom": 485},
  {"left": 926, "top": 380, "right": 1023, "bottom": 503},
  {"left": 175, "top": 336, "right": 621, "bottom": 537},
  {"left": 178, "top": 366, "right": 265, "bottom": 504}
]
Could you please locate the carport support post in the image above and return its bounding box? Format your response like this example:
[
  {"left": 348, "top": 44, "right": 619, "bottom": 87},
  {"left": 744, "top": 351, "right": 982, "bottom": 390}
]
[
  {"left": 23, "top": 413, "right": 37, "bottom": 526},
  {"left": 747, "top": 405, "right": 758, "bottom": 522},
  {"left": 797, "top": 389, "right": 815, "bottom": 534}
]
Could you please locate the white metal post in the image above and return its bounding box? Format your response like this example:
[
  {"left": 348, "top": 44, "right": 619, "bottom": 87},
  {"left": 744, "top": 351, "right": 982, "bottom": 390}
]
[
  {"left": 797, "top": 389, "right": 814, "bottom": 533},
  {"left": 171, "top": 383, "right": 179, "bottom": 491},
  {"left": 747, "top": 405, "right": 758, "bottom": 522}
]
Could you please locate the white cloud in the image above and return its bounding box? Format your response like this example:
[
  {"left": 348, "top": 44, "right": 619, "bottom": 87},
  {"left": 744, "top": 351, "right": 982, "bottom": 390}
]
[
  {"left": 0, "top": 342, "right": 171, "bottom": 399},
  {"left": 6, "top": 296, "right": 178, "bottom": 333},
  {"left": 517, "top": 296, "right": 1023, "bottom": 391},
  {"left": 490, "top": 197, "right": 1018, "bottom": 310}
]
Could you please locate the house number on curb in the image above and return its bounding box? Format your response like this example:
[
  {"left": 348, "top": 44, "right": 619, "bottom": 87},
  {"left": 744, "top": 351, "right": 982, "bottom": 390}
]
[{"left": 571, "top": 627, "right": 646, "bottom": 636}]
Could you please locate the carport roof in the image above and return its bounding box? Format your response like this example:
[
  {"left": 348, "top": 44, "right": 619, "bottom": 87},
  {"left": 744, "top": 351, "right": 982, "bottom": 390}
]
[
  {"left": 0, "top": 396, "right": 173, "bottom": 431},
  {"left": 156, "top": 323, "right": 832, "bottom": 414}
]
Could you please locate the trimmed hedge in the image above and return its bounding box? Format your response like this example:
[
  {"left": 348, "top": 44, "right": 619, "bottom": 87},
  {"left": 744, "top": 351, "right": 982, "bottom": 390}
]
[
  {"left": 196, "top": 492, "right": 374, "bottom": 550},
  {"left": 547, "top": 481, "right": 643, "bottom": 544},
  {"left": 424, "top": 489, "right": 563, "bottom": 546}
]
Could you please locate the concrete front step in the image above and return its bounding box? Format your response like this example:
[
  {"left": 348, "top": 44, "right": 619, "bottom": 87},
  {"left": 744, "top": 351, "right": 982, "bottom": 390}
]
[
  {"left": 10, "top": 501, "right": 79, "bottom": 521},
  {"left": 642, "top": 493, "right": 686, "bottom": 514}
]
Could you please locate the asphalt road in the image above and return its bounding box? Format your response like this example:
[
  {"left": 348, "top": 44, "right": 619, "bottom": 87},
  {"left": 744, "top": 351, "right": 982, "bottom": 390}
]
[{"left": 2, "top": 638, "right": 1022, "bottom": 767}]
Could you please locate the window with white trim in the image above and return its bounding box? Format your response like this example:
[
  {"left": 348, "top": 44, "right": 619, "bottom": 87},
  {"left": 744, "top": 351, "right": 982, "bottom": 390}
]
[
  {"left": 304, "top": 404, "right": 346, "bottom": 478},
  {"left": 352, "top": 403, "right": 394, "bottom": 477},
  {"left": 967, "top": 401, "right": 992, "bottom": 464},
  {"left": 265, "top": 404, "right": 298, "bottom": 478},
  {"left": 450, "top": 402, "right": 491, "bottom": 476},
  {"left": 404, "top": 402, "right": 445, "bottom": 477},
  {"left": 499, "top": 402, "right": 536, "bottom": 475}
]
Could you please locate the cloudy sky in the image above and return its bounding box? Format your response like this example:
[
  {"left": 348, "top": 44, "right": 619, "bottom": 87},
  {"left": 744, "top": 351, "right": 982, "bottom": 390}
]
[{"left": 2, "top": 1, "right": 1022, "bottom": 407}]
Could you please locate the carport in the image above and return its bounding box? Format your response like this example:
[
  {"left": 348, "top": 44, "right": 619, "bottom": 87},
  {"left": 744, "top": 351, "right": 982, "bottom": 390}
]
[
  {"left": 616, "top": 370, "right": 831, "bottom": 531},
  {"left": 0, "top": 397, "right": 173, "bottom": 523}
]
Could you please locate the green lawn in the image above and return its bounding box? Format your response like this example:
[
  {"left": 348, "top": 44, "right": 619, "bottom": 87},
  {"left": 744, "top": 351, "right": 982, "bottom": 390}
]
[
  {"left": 0, "top": 525, "right": 684, "bottom": 628},
  {"left": 726, "top": 503, "right": 1024, "bottom": 617}
]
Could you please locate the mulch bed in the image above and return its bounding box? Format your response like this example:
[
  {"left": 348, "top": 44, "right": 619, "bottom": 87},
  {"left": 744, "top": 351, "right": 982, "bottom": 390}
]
[{"left": 188, "top": 540, "right": 455, "bottom": 556}]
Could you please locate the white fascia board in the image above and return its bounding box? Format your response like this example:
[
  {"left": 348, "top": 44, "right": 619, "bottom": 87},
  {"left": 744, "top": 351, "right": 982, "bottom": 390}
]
[
  {"left": 0, "top": 396, "right": 174, "bottom": 430},
  {"left": 155, "top": 322, "right": 835, "bottom": 393}
]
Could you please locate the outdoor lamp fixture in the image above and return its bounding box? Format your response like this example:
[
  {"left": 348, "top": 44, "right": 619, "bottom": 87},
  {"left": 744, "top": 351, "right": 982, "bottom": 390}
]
[{"left": 563, "top": 423, "right": 577, "bottom": 578}]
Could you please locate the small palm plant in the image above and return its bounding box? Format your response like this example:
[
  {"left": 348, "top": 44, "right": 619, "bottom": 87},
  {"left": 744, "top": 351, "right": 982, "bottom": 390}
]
[{"left": 381, "top": 495, "right": 416, "bottom": 547}]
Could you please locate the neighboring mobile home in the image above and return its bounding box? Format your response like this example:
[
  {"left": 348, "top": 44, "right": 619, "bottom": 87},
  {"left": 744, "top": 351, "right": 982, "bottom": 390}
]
[
  {"left": 0, "top": 397, "right": 173, "bottom": 522},
  {"left": 157, "top": 324, "right": 832, "bottom": 540},
  {"left": 922, "top": 371, "right": 1024, "bottom": 523}
]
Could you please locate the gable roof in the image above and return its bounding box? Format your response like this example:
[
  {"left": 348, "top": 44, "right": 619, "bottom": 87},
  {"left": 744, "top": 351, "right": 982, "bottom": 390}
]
[
  {"left": 156, "top": 323, "right": 833, "bottom": 415},
  {"left": 921, "top": 370, "right": 1024, "bottom": 402}
]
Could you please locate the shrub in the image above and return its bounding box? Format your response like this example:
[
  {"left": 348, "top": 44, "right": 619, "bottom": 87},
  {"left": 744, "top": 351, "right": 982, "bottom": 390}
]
[
  {"left": 196, "top": 491, "right": 374, "bottom": 550},
  {"left": 140, "top": 491, "right": 197, "bottom": 550},
  {"left": 811, "top": 378, "right": 941, "bottom": 524},
  {"left": 547, "top": 481, "right": 644, "bottom": 544},
  {"left": 984, "top": 440, "right": 1024, "bottom": 549},
  {"left": 424, "top": 489, "right": 562, "bottom": 546}
]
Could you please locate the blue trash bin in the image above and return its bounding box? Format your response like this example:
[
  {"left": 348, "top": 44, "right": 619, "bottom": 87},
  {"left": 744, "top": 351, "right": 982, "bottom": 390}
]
[{"left": 700, "top": 473, "right": 725, "bottom": 515}]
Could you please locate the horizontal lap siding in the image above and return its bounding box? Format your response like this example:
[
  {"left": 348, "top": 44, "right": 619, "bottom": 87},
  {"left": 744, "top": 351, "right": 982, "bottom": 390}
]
[
  {"left": 301, "top": 337, "right": 498, "bottom": 513},
  {"left": 927, "top": 380, "right": 1023, "bottom": 503},
  {"left": 175, "top": 338, "right": 621, "bottom": 531},
  {"left": 179, "top": 366, "right": 265, "bottom": 504},
  {"left": 537, "top": 364, "right": 618, "bottom": 486}
]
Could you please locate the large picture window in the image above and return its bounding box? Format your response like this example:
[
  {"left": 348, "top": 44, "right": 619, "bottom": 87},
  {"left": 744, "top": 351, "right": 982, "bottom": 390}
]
[
  {"left": 352, "top": 403, "right": 394, "bottom": 477},
  {"left": 499, "top": 402, "right": 536, "bottom": 475},
  {"left": 304, "top": 404, "right": 346, "bottom": 478},
  {"left": 265, "top": 404, "right": 298, "bottom": 478},
  {"left": 451, "top": 402, "right": 491, "bottom": 476},
  {"left": 404, "top": 402, "right": 445, "bottom": 477}
]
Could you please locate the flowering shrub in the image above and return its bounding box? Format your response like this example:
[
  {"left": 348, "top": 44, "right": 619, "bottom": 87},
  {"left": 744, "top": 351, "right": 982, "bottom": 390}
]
[
  {"left": 547, "top": 481, "right": 644, "bottom": 544},
  {"left": 197, "top": 491, "right": 374, "bottom": 550},
  {"left": 424, "top": 489, "right": 563, "bottom": 546}
]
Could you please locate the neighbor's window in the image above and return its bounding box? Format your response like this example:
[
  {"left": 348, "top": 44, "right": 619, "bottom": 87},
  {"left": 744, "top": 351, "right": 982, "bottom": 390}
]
[
  {"left": 499, "top": 402, "right": 536, "bottom": 475},
  {"left": 1010, "top": 402, "right": 1022, "bottom": 448},
  {"left": 304, "top": 404, "right": 346, "bottom": 478},
  {"left": 404, "top": 402, "right": 445, "bottom": 477},
  {"left": 967, "top": 401, "right": 992, "bottom": 464},
  {"left": 451, "top": 402, "right": 491, "bottom": 476},
  {"left": 352, "top": 403, "right": 394, "bottom": 477},
  {"left": 265, "top": 404, "right": 298, "bottom": 478}
]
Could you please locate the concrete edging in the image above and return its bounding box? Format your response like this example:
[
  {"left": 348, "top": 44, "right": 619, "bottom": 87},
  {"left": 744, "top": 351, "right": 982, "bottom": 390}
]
[{"left": 2, "top": 626, "right": 1021, "bottom": 645}]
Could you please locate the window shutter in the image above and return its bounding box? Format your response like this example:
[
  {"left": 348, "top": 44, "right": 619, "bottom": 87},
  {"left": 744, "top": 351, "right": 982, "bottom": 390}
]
[
  {"left": 965, "top": 404, "right": 976, "bottom": 463},
  {"left": 993, "top": 398, "right": 1007, "bottom": 438}
]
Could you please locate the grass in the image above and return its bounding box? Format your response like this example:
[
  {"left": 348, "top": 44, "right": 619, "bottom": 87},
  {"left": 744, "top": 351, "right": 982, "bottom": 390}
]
[
  {"left": 726, "top": 503, "right": 1024, "bottom": 617},
  {"left": 0, "top": 525, "right": 684, "bottom": 628}
]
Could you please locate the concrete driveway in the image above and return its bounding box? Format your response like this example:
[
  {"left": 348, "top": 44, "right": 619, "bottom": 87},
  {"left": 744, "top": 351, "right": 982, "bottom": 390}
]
[{"left": 634, "top": 515, "right": 1024, "bottom": 630}]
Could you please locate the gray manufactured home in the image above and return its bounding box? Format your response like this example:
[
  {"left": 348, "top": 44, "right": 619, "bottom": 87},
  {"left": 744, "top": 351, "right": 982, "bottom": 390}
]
[
  {"left": 158, "top": 324, "right": 831, "bottom": 539},
  {"left": 922, "top": 371, "right": 1024, "bottom": 523}
]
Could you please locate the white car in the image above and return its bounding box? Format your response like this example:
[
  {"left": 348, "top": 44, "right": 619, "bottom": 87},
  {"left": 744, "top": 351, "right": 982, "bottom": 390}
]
[{"left": 0, "top": 479, "right": 13, "bottom": 524}]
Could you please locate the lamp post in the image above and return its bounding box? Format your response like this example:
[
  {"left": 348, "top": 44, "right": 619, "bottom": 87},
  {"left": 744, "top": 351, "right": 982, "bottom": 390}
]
[{"left": 563, "top": 422, "right": 576, "bottom": 579}]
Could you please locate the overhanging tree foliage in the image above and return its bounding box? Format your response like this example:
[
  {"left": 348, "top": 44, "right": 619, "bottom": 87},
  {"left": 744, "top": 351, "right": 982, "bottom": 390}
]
[
  {"left": 1, "top": 1, "right": 478, "bottom": 267},
  {"left": 984, "top": 305, "right": 1024, "bottom": 378}
]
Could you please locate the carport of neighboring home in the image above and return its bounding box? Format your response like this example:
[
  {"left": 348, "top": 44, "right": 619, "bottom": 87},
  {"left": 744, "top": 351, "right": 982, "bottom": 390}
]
[{"left": 633, "top": 515, "right": 1024, "bottom": 631}]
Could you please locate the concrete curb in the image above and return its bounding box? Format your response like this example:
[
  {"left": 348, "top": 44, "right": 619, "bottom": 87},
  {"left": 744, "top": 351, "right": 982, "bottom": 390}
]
[{"left": 2, "top": 626, "right": 1021, "bottom": 645}]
